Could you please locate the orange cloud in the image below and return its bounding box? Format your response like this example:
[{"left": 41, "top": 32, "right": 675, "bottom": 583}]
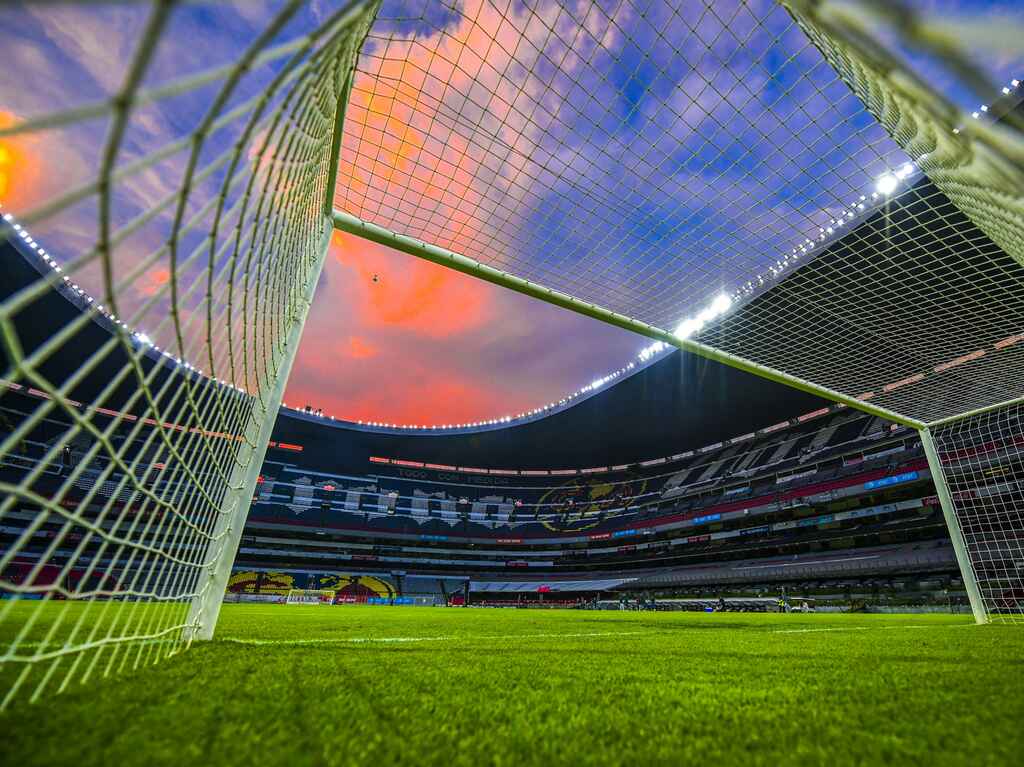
[
  {"left": 286, "top": 228, "right": 640, "bottom": 426},
  {"left": 335, "top": 0, "right": 608, "bottom": 257},
  {"left": 348, "top": 336, "right": 376, "bottom": 359},
  {"left": 285, "top": 362, "right": 508, "bottom": 427},
  {"left": 330, "top": 229, "right": 491, "bottom": 337},
  {"left": 138, "top": 267, "right": 170, "bottom": 297},
  {"left": 0, "top": 110, "right": 43, "bottom": 211}
]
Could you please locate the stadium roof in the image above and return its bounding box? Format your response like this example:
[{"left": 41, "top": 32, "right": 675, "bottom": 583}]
[
  {"left": 5, "top": 166, "right": 1020, "bottom": 468},
  {"left": 270, "top": 347, "right": 827, "bottom": 470},
  {"left": 1, "top": 231, "right": 827, "bottom": 469}
]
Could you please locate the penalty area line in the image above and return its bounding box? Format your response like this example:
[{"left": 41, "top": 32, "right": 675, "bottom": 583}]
[
  {"left": 220, "top": 630, "right": 644, "bottom": 646},
  {"left": 771, "top": 624, "right": 976, "bottom": 634}
]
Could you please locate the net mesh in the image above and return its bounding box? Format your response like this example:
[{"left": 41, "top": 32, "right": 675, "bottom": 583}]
[
  {"left": 335, "top": 0, "right": 910, "bottom": 330},
  {"left": 932, "top": 404, "right": 1024, "bottom": 624},
  {"left": 330, "top": 0, "right": 1024, "bottom": 625},
  {"left": 285, "top": 589, "right": 336, "bottom": 605},
  {"left": 0, "top": 1, "right": 376, "bottom": 707},
  {"left": 333, "top": 0, "right": 1024, "bottom": 426},
  {"left": 698, "top": 178, "right": 1024, "bottom": 425},
  {"left": 786, "top": 0, "right": 1024, "bottom": 271}
]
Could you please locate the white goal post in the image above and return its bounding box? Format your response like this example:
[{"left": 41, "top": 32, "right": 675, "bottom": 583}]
[
  {"left": 922, "top": 403, "right": 1024, "bottom": 625},
  {"left": 0, "top": 1, "right": 379, "bottom": 709}
]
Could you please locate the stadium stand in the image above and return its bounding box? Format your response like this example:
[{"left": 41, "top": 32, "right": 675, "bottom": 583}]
[{"left": 1, "top": 318, "right": 985, "bottom": 610}]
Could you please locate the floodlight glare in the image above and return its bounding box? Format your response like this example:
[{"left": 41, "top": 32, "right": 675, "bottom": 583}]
[{"left": 875, "top": 174, "right": 899, "bottom": 195}]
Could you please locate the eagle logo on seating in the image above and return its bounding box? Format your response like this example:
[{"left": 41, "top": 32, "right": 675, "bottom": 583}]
[{"left": 537, "top": 474, "right": 648, "bottom": 532}]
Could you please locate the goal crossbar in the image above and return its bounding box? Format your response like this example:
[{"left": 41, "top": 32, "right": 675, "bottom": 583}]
[{"left": 330, "top": 209, "right": 924, "bottom": 430}]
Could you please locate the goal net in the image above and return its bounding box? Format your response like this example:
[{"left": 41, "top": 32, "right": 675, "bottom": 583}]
[
  {"left": 0, "top": 1, "right": 377, "bottom": 708},
  {"left": 330, "top": 0, "right": 1024, "bottom": 624},
  {"left": 285, "top": 590, "right": 336, "bottom": 606},
  {"left": 333, "top": 0, "right": 1024, "bottom": 424},
  {"left": 928, "top": 404, "right": 1024, "bottom": 624}
]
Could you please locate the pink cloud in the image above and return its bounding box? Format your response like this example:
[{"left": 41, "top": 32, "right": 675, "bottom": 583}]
[
  {"left": 348, "top": 336, "right": 377, "bottom": 359},
  {"left": 284, "top": 229, "right": 639, "bottom": 426},
  {"left": 1, "top": 4, "right": 644, "bottom": 427},
  {"left": 0, "top": 109, "right": 47, "bottom": 212},
  {"left": 330, "top": 230, "right": 493, "bottom": 338}
]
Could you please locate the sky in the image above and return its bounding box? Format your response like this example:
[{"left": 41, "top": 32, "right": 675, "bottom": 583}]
[
  {"left": 287, "top": 229, "right": 639, "bottom": 424},
  {"left": 1, "top": 0, "right": 1021, "bottom": 428}
]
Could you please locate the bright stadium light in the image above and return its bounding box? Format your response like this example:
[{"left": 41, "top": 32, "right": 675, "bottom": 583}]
[
  {"left": 674, "top": 317, "right": 701, "bottom": 339},
  {"left": 875, "top": 173, "right": 899, "bottom": 195},
  {"left": 674, "top": 292, "right": 733, "bottom": 340}
]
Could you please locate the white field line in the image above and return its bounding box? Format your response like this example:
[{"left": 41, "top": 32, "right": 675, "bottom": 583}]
[
  {"left": 771, "top": 624, "right": 976, "bottom": 634},
  {"left": 7, "top": 625, "right": 978, "bottom": 651},
  {"left": 220, "top": 630, "right": 645, "bottom": 646}
]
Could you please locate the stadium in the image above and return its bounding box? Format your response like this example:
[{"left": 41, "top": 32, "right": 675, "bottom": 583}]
[{"left": 1, "top": 1, "right": 1023, "bottom": 765}]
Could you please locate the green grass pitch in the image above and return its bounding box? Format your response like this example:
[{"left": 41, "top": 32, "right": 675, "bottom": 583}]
[{"left": 2, "top": 605, "right": 1022, "bottom": 766}]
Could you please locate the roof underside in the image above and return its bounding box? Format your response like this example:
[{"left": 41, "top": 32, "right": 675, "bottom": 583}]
[
  {"left": 699, "top": 176, "right": 1024, "bottom": 424},
  {"left": 274, "top": 345, "right": 828, "bottom": 469}
]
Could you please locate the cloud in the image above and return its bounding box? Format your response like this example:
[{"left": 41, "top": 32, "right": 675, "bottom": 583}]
[
  {"left": 138, "top": 266, "right": 171, "bottom": 297},
  {"left": 334, "top": 0, "right": 916, "bottom": 330},
  {"left": 336, "top": 0, "right": 635, "bottom": 261},
  {"left": 0, "top": 109, "right": 46, "bottom": 211},
  {"left": 22, "top": 3, "right": 142, "bottom": 97},
  {"left": 330, "top": 230, "right": 493, "bottom": 338},
  {"left": 284, "top": 229, "right": 639, "bottom": 425},
  {"left": 348, "top": 336, "right": 377, "bottom": 359},
  {"left": 0, "top": 1, "right": 662, "bottom": 427}
]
